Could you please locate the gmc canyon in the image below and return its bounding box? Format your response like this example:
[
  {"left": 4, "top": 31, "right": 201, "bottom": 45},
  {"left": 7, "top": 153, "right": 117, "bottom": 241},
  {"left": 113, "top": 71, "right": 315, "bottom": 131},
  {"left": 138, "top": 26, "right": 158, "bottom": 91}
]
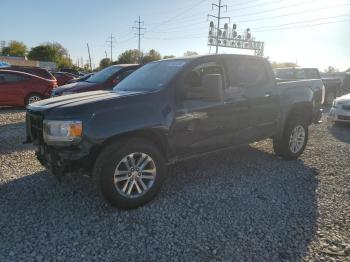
[{"left": 26, "top": 54, "right": 323, "bottom": 209}]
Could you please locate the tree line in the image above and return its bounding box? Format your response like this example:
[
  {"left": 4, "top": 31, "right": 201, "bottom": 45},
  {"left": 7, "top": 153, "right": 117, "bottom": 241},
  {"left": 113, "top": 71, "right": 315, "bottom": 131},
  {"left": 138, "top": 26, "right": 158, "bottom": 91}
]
[{"left": 0, "top": 40, "right": 199, "bottom": 71}]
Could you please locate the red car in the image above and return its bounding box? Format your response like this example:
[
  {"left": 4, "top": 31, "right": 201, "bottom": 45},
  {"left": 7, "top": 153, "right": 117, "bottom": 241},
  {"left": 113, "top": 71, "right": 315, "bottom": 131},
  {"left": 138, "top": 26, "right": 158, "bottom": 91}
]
[
  {"left": 0, "top": 70, "right": 57, "bottom": 106},
  {"left": 52, "top": 72, "right": 77, "bottom": 86}
]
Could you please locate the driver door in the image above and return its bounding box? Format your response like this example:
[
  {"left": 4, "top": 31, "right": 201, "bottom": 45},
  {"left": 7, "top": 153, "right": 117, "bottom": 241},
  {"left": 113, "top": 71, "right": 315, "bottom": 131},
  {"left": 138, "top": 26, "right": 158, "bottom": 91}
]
[{"left": 169, "top": 58, "right": 233, "bottom": 157}]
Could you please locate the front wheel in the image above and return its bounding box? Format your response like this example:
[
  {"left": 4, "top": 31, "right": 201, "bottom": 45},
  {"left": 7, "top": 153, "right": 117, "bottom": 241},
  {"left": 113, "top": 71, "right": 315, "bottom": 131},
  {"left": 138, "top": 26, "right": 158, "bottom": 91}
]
[
  {"left": 93, "top": 138, "right": 165, "bottom": 209},
  {"left": 273, "top": 118, "right": 308, "bottom": 160},
  {"left": 25, "top": 93, "right": 42, "bottom": 105}
]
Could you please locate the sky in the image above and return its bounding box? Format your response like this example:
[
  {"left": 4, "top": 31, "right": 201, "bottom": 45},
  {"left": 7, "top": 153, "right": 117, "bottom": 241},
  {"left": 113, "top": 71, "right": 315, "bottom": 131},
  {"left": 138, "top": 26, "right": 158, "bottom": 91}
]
[{"left": 1, "top": 0, "right": 349, "bottom": 71}]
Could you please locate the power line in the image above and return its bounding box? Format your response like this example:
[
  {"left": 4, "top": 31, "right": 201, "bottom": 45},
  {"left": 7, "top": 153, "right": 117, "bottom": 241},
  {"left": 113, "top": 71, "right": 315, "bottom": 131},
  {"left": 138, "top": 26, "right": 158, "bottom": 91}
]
[
  {"left": 254, "top": 19, "right": 350, "bottom": 33},
  {"left": 133, "top": 16, "right": 146, "bottom": 62},
  {"left": 252, "top": 13, "right": 350, "bottom": 30},
  {"left": 235, "top": 2, "right": 350, "bottom": 23},
  {"left": 208, "top": 0, "right": 230, "bottom": 53},
  {"left": 233, "top": 0, "right": 319, "bottom": 18},
  {"left": 107, "top": 33, "right": 115, "bottom": 61}
]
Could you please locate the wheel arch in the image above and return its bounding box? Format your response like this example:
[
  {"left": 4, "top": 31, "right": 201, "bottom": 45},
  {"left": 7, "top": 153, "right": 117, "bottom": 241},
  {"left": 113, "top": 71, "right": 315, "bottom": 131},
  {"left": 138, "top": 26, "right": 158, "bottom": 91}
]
[{"left": 89, "top": 128, "right": 169, "bottom": 173}]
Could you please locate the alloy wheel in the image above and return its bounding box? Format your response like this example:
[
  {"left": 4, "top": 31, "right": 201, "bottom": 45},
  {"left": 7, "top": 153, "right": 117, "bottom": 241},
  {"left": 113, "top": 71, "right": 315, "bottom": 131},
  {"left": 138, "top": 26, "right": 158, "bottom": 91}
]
[
  {"left": 113, "top": 152, "right": 157, "bottom": 199},
  {"left": 289, "top": 125, "right": 306, "bottom": 154}
]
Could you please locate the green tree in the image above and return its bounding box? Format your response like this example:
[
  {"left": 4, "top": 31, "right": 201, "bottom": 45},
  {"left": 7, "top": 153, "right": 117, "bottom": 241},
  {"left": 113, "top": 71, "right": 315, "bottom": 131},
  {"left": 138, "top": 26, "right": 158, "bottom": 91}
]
[
  {"left": 324, "top": 66, "right": 339, "bottom": 73},
  {"left": 99, "top": 58, "right": 112, "bottom": 69},
  {"left": 1, "top": 41, "right": 27, "bottom": 56},
  {"left": 117, "top": 49, "right": 142, "bottom": 64},
  {"left": 142, "top": 49, "right": 161, "bottom": 64},
  {"left": 271, "top": 62, "right": 298, "bottom": 69},
  {"left": 163, "top": 55, "right": 175, "bottom": 59},
  {"left": 28, "top": 42, "right": 72, "bottom": 68},
  {"left": 183, "top": 51, "right": 198, "bottom": 56}
]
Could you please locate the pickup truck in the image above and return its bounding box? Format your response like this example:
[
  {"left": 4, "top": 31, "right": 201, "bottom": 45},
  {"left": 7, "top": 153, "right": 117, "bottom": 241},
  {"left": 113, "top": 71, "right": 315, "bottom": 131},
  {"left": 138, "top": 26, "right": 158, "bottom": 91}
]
[
  {"left": 274, "top": 67, "right": 339, "bottom": 105},
  {"left": 26, "top": 54, "right": 324, "bottom": 209}
]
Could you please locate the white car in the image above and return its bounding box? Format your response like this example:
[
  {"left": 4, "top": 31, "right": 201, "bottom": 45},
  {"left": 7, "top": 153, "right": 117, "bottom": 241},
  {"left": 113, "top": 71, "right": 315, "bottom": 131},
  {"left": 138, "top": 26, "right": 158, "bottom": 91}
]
[{"left": 329, "top": 94, "right": 350, "bottom": 123}]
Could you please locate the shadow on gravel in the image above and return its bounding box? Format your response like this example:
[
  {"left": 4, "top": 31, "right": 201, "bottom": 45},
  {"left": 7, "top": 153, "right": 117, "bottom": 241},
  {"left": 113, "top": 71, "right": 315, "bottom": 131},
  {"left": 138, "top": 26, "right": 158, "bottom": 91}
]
[
  {"left": 328, "top": 122, "right": 350, "bottom": 144},
  {"left": 0, "top": 146, "right": 319, "bottom": 261},
  {"left": 0, "top": 122, "right": 29, "bottom": 153},
  {"left": 0, "top": 106, "right": 25, "bottom": 113}
]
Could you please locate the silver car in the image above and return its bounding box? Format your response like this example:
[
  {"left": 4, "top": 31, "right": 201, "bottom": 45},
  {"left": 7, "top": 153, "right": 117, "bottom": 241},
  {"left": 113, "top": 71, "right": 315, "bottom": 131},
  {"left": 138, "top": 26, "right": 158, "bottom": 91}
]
[{"left": 329, "top": 94, "right": 350, "bottom": 123}]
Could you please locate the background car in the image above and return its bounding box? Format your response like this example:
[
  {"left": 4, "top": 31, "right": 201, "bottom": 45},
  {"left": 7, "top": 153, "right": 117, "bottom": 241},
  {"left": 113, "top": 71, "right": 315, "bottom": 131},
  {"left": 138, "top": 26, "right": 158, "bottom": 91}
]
[
  {"left": 329, "top": 93, "right": 350, "bottom": 124},
  {"left": 274, "top": 67, "right": 341, "bottom": 105},
  {"left": 0, "top": 70, "right": 57, "bottom": 106},
  {"left": 52, "top": 72, "right": 77, "bottom": 86},
  {"left": 2, "top": 66, "right": 55, "bottom": 81},
  {"left": 51, "top": 64, "right": 139, "bottom": 96},
  {"left": 60, "top": 68, "right": 85, "bottom": 76},
  {"left": 66, "top": 73, "right": 94, "bottom": 84}
]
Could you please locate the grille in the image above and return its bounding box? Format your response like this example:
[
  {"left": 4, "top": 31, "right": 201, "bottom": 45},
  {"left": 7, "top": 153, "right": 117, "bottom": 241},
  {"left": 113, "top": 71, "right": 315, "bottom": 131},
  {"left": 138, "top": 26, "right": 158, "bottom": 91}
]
[
  {"left": 342, "top": 105, "right": 350, "bottom": 111},
  {"left": 27, "top": 112, "right": 43, "bottom": 144},
  {"left": 338, "top": 115, "right": 350, "bottom": 121}
]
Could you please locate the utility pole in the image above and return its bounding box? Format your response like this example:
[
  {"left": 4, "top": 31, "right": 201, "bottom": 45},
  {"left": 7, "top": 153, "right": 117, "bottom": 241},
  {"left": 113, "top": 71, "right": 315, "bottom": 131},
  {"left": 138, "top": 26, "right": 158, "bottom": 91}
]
[
  {"left": 105, "top": 51, "right": 108, "bottom": 59},
  {"left": 107, "top": 33, "right": 115, "bottom": 61},
  {"left": 133, "top": 16, "right": 146, "bottom": 63},
  {"left": 86, "top": 43, "right": 92, "bottom": 72},
  {"left": 208, "top": 0, "right": 230, "bottom": 54}
]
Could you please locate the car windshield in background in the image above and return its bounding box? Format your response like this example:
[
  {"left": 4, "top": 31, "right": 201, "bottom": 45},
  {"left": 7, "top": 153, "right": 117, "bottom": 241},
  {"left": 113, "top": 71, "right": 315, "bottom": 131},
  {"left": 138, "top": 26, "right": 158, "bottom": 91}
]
[
  {"left": 114, "top": 60, "right": 188, "bottom": 92},
  {"left": 87, "top": 66, "right": 122, "bottom": 83}
]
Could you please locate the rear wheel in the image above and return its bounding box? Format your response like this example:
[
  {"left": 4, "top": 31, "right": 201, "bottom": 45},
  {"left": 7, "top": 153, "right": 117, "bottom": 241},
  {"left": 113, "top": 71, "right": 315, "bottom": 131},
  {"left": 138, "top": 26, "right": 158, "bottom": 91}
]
[
  {"left": 25, "top": 94, "right": 42, "bottom": 105},
  {"left": 273, "top": 117, "right": 308, "bottom": 160},
  {"left": 93, "top": 138, "right": 165, "bottom": 209}
]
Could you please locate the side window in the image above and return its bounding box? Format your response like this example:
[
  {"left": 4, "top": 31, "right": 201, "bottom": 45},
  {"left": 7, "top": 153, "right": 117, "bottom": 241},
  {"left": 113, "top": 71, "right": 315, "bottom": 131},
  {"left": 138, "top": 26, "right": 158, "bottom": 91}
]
[
  {"left": 295, "top": 70, "right": 306, "bottom": 79},
  {"left": 229, "top": 59, "right": 270, "bottom": 87},
  {"left": 181, "top": 61, "right": 225, "bottom": 101},
  {"left": 0, "top": 73, "right": 6, "bottom": 83},
  {"left": 116, "top": 69, "right": 135, "bottom": 81},
  {"left": 0, "top": 73, "right": 27, "bottom": 83}
]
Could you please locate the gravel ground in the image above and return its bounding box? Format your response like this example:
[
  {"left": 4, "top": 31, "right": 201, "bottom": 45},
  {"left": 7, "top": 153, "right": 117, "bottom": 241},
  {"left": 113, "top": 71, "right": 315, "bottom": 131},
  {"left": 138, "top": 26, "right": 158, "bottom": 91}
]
[{"left": 0, "top": 107, "right": 349, "bottom": 261}]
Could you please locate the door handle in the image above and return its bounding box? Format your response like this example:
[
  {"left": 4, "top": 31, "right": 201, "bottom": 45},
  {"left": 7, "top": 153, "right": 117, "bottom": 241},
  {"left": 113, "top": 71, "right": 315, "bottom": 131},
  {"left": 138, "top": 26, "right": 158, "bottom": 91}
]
[{"left": 265, "top": 92, "right": 272, "bottom": 98}]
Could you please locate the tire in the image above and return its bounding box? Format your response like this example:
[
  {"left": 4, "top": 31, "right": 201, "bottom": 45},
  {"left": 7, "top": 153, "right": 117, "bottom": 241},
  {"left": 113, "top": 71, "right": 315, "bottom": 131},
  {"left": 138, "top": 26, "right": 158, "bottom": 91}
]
[
  {"left": 25, "top": 93, "right": 42, "bottom": 105},
  {"left": 273, "top": 117, "right": 308, "bottom": 160},
  {"left": 93, "top": 138, "right": 165, "bottom": 209}
]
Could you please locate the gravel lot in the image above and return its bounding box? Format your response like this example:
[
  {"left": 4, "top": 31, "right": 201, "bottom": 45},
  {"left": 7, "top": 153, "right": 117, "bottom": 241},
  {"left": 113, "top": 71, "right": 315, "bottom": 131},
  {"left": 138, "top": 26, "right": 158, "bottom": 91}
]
[{"left": 0, "top": 107, "right": 349, "bottom": 261}]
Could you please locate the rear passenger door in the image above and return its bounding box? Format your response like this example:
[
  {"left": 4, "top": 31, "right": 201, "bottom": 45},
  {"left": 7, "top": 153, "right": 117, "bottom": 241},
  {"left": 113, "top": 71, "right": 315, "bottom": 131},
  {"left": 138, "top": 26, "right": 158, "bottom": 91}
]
[
  {"left": 226, "top": 58, "right": 279, "bottom": 142},
  {"left": 0, "top": 72, "right": 28, "bottom": 105}
]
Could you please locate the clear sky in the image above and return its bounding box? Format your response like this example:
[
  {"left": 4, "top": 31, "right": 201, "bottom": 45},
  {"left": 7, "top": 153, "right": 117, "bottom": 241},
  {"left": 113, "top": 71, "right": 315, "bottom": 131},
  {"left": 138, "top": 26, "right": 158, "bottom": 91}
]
[{"left": 1, "top": 0, "right": 349, "bottom": 71}]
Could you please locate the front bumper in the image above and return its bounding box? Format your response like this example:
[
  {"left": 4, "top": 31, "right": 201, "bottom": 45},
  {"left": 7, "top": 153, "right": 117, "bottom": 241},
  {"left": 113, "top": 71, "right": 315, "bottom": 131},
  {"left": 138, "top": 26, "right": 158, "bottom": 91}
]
[{"left": 328, "top": 106, "right": 350, "bottom": 123}]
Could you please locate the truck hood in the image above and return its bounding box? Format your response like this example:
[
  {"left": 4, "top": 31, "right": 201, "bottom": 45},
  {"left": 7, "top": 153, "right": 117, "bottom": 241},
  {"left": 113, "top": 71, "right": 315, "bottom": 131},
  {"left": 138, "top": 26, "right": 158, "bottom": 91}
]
[{"left": 27, "top": 90, "right": 145, "bottom": 113}]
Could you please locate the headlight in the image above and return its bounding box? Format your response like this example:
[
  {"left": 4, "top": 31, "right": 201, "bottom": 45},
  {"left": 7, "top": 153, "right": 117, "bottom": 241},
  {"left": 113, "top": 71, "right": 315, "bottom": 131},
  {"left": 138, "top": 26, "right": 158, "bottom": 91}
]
[{"left": 43, "top": 120, "right": 82, "bottom": 144}]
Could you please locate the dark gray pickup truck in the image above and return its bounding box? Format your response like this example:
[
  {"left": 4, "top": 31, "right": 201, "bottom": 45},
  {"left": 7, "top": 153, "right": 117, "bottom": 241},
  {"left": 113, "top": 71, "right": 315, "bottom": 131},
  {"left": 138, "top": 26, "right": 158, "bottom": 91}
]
[{"left": 26, "top": 54, "right": 323, "bottom": 208}]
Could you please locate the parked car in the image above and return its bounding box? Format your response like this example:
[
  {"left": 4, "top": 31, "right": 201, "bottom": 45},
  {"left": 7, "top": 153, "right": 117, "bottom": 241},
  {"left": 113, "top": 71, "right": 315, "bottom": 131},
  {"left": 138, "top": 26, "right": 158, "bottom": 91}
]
[
  {"left": 274, "top": 67, "right": 339, "bottom": 105},
  {"left": 66, "top": 73, "right": 94, "bottom": 84},
  {"left": 51, "top": 64, "right": 139, "bottom": 96},
  {"left": 60, "top": 68, "right": 84, "bottom": 76},
  {"left": 329, "top": 93, "right": 350, "bottom": 123},
  {"left": 340, "top": 74, "right": 350, "bottom": 95},
  {"left": 2, "top": 66, "right": 55, "bottom": 81},
  {"left": 52, "top": 72, "right": 77, "bottom": 86},
  {"left": 0, "top": 70, "right": 57, "bottom": 106},
  {"left": 26, "top": 54, "right": 324, "bottom": 208}
]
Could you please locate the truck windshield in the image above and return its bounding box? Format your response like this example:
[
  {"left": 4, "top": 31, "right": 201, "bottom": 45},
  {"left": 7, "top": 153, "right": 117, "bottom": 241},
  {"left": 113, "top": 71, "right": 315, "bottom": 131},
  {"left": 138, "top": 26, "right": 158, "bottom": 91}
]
[
  {"left": 86, "top": 66, "right": 122, "bottom": 83},
  {"left": 114, "top": 60, "right": 188, "bottom": 92}
]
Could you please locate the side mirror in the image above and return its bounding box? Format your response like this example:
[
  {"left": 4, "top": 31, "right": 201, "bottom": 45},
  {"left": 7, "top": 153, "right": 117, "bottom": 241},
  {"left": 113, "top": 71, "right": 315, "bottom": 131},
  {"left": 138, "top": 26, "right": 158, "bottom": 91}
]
[{"left": 201, "top": 74, "right": 224, "bottom": 102}]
